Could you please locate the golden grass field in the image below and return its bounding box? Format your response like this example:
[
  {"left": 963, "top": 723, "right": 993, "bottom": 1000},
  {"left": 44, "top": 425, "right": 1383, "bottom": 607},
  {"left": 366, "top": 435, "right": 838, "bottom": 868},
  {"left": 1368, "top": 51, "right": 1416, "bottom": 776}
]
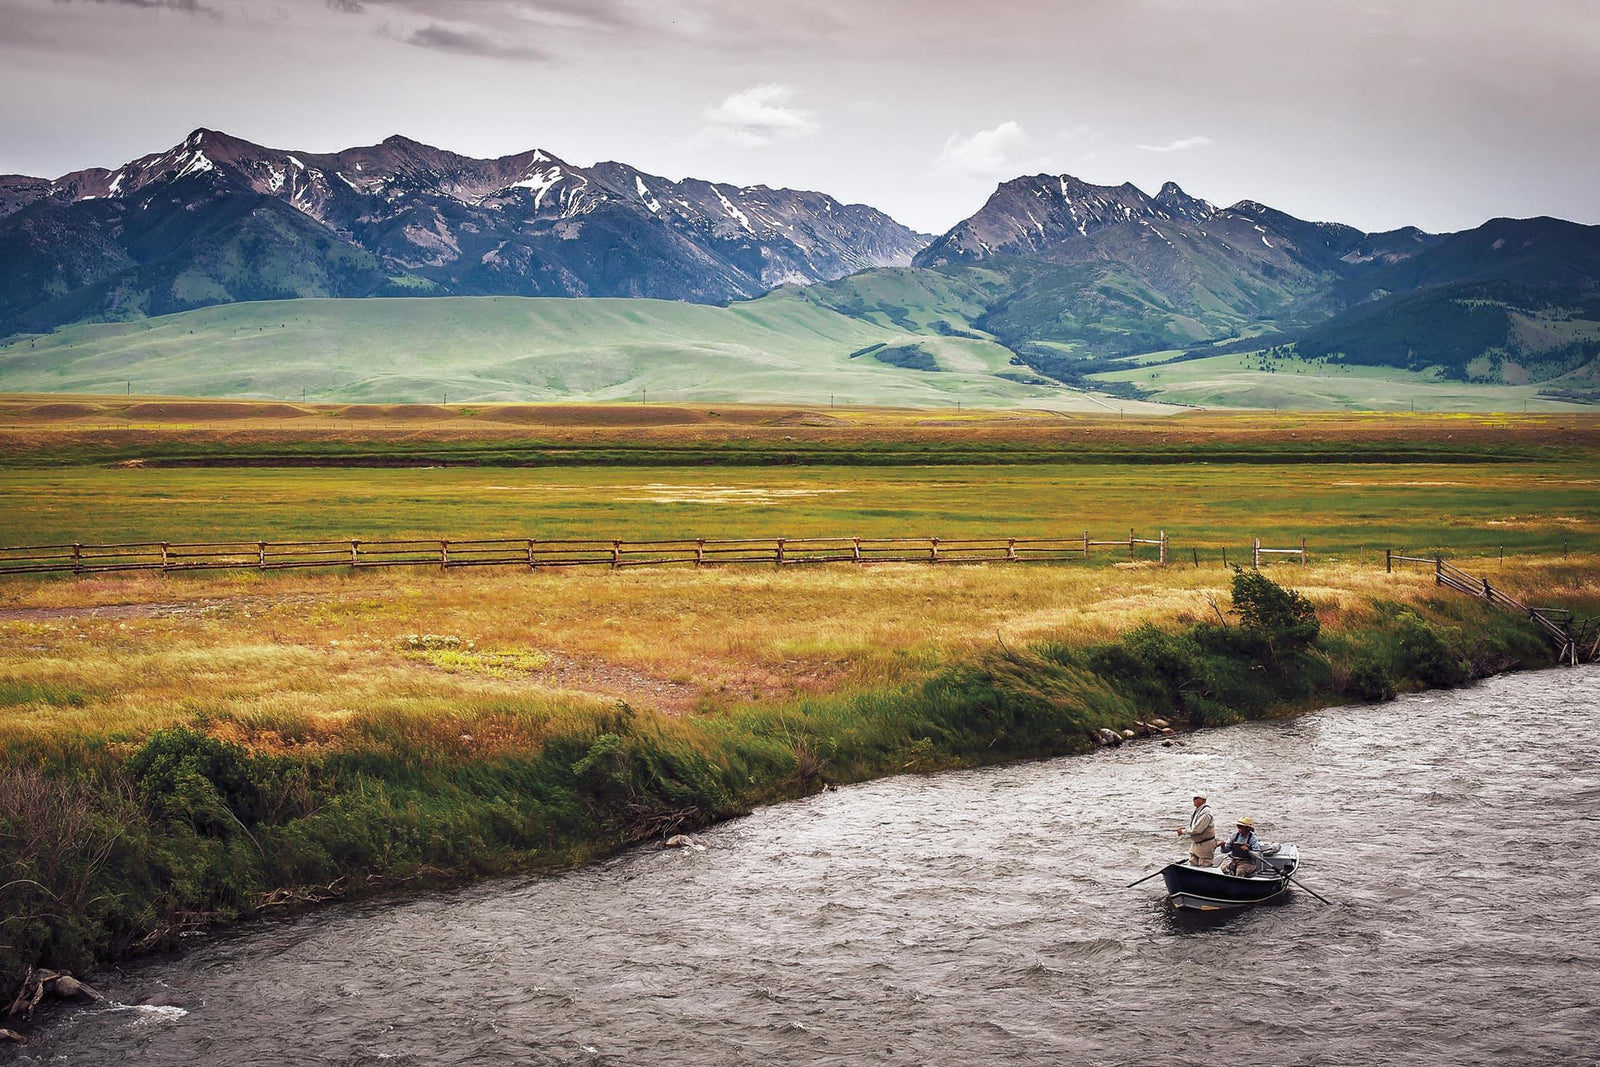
[{"left": 3, "top": 397, "right": 1597, "bottom": 756}]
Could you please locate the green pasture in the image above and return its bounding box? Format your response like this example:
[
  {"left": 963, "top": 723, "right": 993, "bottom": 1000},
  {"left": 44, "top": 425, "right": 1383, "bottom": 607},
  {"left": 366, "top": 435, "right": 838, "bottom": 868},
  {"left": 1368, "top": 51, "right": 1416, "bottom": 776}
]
[
  {"left": 3, "top": 461, "right": 1595, "bottom": 558},
  {"left": 1092, "top": 351, "right": 1589, "bottom": 411}
]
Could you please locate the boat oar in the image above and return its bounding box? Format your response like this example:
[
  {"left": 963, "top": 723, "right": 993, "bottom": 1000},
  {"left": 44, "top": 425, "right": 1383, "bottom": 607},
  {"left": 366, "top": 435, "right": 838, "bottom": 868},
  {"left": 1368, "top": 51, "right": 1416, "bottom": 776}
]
[
  {"left": 1286, "top": 873, "right": 1332, "bottom": 905},
  {"left": 1128, "top": 867, "right": 1168, "bottom": 888}
]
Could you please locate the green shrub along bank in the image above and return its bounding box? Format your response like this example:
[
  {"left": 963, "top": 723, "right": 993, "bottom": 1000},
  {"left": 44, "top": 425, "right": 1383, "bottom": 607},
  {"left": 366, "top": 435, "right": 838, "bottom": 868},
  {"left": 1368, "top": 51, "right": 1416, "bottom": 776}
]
[{"left": 0, "top": 572, "right": 1561, "bottom": 1009}]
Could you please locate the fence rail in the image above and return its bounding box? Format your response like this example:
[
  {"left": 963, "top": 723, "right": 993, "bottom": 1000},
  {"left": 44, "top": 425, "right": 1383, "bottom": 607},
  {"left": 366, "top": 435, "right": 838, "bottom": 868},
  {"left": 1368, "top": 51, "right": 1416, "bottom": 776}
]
[
  {"left": 1253, "top": 537, "right": 1308, "bottom": 568},
  {"left": 1385, "top": 550, "right": 1596, "bottom": 665},
  {"left": 0, "top": 530, "right": 1171, "bottom": 578}
]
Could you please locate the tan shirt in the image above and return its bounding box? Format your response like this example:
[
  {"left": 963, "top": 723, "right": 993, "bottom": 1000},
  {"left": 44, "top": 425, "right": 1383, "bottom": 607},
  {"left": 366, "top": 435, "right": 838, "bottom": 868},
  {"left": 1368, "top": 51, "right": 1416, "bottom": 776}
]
[{"left": 1184, "top": 804, "right": 1215, "bottom": 842}]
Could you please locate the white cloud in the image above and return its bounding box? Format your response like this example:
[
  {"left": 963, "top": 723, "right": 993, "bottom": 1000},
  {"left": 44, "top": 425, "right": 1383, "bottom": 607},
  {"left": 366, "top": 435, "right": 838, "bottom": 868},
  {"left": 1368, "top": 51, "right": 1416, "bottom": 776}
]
[
  {"left": 1137, "top": 135, "right": 1214, "bottom": 153},
  {"left": 935, "top": 121, "right": 1030, "bottom": 178},
  {"left": 700, "top": 84, "right": 818, "bottom": 146}
]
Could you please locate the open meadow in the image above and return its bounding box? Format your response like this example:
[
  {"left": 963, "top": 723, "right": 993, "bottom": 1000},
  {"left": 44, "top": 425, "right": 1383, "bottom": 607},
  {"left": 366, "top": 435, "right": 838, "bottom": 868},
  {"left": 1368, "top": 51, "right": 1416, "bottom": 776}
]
[
  {"left": 2, "top": 398, "right": 1598, "bottom": 1003},
  {"left": 3, "top": 399, "right": 1597, "bottom": 741}
]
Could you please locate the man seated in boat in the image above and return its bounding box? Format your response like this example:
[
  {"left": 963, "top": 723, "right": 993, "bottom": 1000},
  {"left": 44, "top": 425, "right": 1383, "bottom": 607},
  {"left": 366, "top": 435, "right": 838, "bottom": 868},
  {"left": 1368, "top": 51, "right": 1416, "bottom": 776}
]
[
  {"left": 1176, "top": 793, "right": 1218, "bottom": 867},
  {"left": 1219, "top": 817, "right": 1264, "bottom": 877}
]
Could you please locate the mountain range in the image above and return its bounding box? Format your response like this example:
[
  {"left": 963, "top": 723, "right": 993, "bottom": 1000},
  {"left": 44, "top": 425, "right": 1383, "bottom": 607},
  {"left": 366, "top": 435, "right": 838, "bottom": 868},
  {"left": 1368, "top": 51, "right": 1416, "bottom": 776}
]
[
  {"left": 3, "top": 128, "right": 1599, "bottom": 407},
  {"left": 0, "top": 129, "right": 926, "bottom": 334}
]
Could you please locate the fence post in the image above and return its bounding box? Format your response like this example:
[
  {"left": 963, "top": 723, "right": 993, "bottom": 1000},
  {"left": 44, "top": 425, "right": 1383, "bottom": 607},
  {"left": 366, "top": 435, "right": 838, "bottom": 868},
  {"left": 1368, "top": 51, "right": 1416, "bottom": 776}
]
[
  {"left": 259, "top": 541, "right": 267, "bottom": 570},
  {"left": 1083, "top": 530, "right": 1090, "bottom": 558},
  {"left": 931, "top": 537, "right": 940, "bottom": 563},
  {"left": 1386, "top": 548, "right": 1392, "bottom": 573},
  {"left": 1130, "top": 528, "right": 1136, "bottom": 561},
  {"left": 441, "top": 539, "right": 449, "bottom": 571},
  {"left": 776, "top": 538, "right": 786, "bottom": 566},
  {"left": 1007, "top": 537, "right": 1018, "bottom": 562},
  {"left": 1253, "top": 538, "right": 1261, "bottom": 570},
  {"left": 72, "top": 543, "right": 82, "bottom": 575},
  {"left": 161, "top": 542, "right": 170, "bottom": 572},
  {"left": 350, "top": 539, "right": 360, "bottom": 570},
  {"left": 528, "top": 538, "right": 536, "bottom": 571},
  {"left": 852, "top": 537, "right": 862, "bottom": 564},
  {"left": 695, "top": 538, "right": 705, "bottom": 568},
  {"left": 1160, "top": 530, "right": 1167, "bottom": 566},
  {"left": 611, "top": 539, "right": 621, "bottom": 569},
  {"left": 1301, "top": 537, "right": 1307, "bottom": 567},
  {"left": 1482, "top": 576, "right": 1491, "bottom": 600},
  {"left": 1434, "top": 555, "right": 1442, "bottom": 585}
]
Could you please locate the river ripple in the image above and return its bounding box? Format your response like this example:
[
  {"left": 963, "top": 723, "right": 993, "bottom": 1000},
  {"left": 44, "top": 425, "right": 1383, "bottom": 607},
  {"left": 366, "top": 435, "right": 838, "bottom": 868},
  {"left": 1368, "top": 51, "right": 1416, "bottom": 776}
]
[{"left": 10, "top": 667, "right": 1599, "bottom": 1066}]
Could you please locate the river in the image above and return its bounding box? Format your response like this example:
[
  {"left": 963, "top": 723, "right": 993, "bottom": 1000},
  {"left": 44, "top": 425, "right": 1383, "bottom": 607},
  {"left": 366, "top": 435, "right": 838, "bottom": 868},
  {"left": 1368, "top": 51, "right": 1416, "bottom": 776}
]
[{"left": 9, "top": 667, "right": 1599, "bottom": 1066}]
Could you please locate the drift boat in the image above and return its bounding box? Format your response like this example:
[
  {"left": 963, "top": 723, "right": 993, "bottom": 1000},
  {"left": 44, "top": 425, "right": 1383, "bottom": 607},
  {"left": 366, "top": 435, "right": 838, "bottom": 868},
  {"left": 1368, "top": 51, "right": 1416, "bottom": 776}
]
[{"left": 1159, "top": 844, "right": 1300, "bottom": 910}]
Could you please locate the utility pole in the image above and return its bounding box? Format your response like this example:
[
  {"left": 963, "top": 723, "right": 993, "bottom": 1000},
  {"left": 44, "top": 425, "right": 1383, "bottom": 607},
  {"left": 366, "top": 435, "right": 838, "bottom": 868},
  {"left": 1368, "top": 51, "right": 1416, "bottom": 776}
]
[{"left": 642, "top": 387, "right": 647, "bottom": 404}]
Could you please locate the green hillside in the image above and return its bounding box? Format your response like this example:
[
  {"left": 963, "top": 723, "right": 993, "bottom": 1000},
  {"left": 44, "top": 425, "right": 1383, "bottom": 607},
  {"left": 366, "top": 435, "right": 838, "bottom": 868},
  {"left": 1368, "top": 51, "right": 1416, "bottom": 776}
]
[
  {"left": 0, "top": 291, "right": 1165, "bottom": 411},
  {"left": 1090, "top": 350, "right": 1594, "bottom": 411}
]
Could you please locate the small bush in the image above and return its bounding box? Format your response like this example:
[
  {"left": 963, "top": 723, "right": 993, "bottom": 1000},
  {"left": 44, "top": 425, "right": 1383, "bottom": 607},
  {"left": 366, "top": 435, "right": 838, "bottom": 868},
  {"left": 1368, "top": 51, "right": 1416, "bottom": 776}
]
[
  {"left": 1391, "top": 611, "right": 1471, "bottom": 687},
  {"left": 1346, "top": 655, "right": 1396, "bottom": 703},
  {"left": 127, "top": 728, "right": 266, "bottom": 835},
  {"left": 1232, "top": 568, "right": 1320, "bottom": 663}
]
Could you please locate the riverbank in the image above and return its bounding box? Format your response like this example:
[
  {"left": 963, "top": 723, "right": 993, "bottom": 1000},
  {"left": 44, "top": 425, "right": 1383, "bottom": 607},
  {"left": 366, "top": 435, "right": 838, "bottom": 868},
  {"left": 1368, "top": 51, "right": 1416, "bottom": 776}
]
[{"left": 3, "top": 562, "right": 1592, "bottom": 1022}]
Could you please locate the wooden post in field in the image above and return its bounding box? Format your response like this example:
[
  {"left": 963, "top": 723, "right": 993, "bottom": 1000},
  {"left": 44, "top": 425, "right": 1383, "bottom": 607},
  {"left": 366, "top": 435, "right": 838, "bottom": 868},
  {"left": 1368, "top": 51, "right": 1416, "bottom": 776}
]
[
  {"left": 1222, "top": 546, "right": 1229, "bottom": 569},
  {"left": 852, "top": 537, "right": 862, "bottom": 564},
  {"left": 1301, "top": 537, "right": 1307, "bottom": 567},
  {"left": 259, "top": 541, "right": 268, "bottom": 570},
  {"left": 1129, "top": 528, "right": 1136, "bottom": 560},
  {"left": 1434, "top": 555, "right": 1442, "bottom": 585},
  {"left": 1191, "top": 547, "right": 1199, "bottom": 568},
  {"left": 931, "top": 537, "right": 940, "bottom": 563},
  {"left": 611, "top": 539, "right": 621, "bottom": 569},
  {"left": 1253, "top": 538, "right": 1261, "bottom": 570},
  {"left": 695, "top": 538, "right": 705, "bottom": 568},
  {"left": 72, "top": 542, "right": 82, "bottom": 575},
  {"left": 776, "top": 538, "right": 786, "bottom": 566},
  {"left": 1007, "top": 537, "right": 1018, "bottom": 562},
  {"left": 1083, "top": 530, "right": 1090, "bottom": 558},
  {"left": 1482, "top": 576, "right": 1491, "bottom": 600},
  {"left": 350, "top": 539, "right": 360, "bottom": 569},
  {"left": 1160, "top": 531, "right": 1167, "bottom": 566},
  {"left": 527, "top": 538, "right": 536, "bottom": 570},
  {"left": 441, "top": 539, "right": 449, "bottom": 571},
  {"left": 161, "top": 542, "right": 170, "bottom": 572}
]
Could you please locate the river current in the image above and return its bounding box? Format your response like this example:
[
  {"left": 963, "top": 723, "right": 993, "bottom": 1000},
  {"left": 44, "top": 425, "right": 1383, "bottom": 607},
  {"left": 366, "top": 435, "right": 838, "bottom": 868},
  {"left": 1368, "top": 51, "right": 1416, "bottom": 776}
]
[{"left": 10, "top": 667, "right": 1599, "bottom": 1066}]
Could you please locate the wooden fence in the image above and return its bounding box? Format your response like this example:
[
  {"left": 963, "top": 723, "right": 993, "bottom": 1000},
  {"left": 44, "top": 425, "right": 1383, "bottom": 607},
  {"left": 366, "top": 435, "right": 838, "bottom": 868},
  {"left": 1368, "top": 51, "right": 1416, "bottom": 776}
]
[
  {"left": 0, "top": 530, "right": 1170, "bottom": 578},
  {"left": 1386, "top": 551, "right": 1598, "bottom": 665},
  {"left": 1253, "top": 538, "right": 1308, "bottom": 568}
]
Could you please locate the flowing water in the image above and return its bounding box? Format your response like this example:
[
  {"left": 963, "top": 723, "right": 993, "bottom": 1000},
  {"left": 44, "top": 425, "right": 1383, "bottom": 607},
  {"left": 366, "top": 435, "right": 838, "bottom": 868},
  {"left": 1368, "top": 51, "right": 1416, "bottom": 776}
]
[{"left": 11, "top": 668, "right": 1600, "bottom": 1066}]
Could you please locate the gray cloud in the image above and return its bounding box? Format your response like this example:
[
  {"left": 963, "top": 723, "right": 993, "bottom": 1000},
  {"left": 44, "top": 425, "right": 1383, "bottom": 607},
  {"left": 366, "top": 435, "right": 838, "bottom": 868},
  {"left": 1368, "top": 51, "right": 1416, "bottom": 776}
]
[
  {"left": 402, "top": 22, "right": 547, "bottom": 60},
  {"left": 700, "top": 85, "right": 819, "bottom": 147},
  {"left": 55, "top": 0, "right": 215, "bottom": 12},
  {"left": 1137, "top": 136, "right": 1214, "bottom": 153}
]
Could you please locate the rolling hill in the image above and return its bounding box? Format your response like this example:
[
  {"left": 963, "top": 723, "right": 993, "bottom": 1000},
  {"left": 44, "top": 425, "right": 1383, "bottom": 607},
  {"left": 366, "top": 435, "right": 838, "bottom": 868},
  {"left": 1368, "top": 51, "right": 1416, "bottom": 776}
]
[{"left": 0, "top": 292, "right": 1172, "bottom": 411}]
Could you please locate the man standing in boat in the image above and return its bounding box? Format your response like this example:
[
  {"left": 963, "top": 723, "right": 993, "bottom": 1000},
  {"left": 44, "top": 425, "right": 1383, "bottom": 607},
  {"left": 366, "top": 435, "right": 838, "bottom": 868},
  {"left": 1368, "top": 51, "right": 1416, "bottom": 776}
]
[
  {"left": 1177, "top": 794, "right": 1217, "bottom": 867},
  {"left": 1220, "top": 817, "right": 1263, "bottom": 876}
]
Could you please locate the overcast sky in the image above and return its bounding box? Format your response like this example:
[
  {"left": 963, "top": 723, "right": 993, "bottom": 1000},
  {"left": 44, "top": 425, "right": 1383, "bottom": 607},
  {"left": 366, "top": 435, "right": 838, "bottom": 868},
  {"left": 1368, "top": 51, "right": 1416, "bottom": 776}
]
[{"left": 2, "top": 0, "right": 1597, "bottom": 235}]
